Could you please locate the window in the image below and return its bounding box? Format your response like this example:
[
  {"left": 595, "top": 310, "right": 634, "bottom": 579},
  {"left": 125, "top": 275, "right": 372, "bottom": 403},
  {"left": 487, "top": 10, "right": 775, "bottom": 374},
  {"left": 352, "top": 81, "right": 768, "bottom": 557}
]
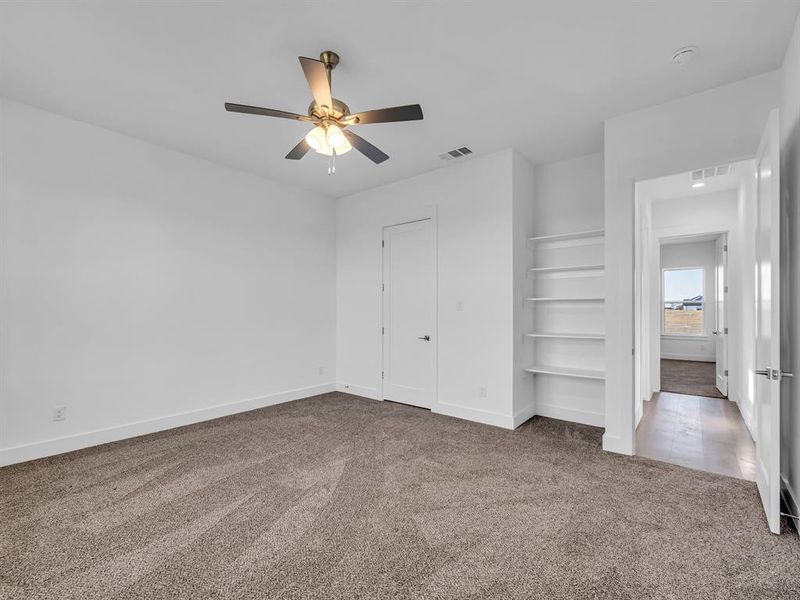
[{"left": 662, "top": 268, "right": 704, "bottom": 336}]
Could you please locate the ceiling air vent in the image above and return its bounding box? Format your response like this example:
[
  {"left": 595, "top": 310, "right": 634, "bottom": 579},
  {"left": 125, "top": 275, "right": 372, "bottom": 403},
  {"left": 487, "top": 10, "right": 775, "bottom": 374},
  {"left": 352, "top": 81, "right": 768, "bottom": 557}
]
[
  {"left": 690, "top": 164, "right": 732, "bottom": 183},
  {"left": 440, "top": 146, "right": 473, "bottom": 161}
]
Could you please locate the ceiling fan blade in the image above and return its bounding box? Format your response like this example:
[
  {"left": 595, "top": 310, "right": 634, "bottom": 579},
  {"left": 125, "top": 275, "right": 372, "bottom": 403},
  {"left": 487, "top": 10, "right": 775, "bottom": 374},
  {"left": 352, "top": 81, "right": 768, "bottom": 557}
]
[
  {"left": 225, "top": 103, "right": 305, "bottom": 120},
  {"left": 349, "top": 104, "right": 424, "bottom": 125},
  {"left": 298, "top": 57, "right": 333, "bottom": 113},
  {"left": 343, "top": 130, "right": 389, "bottom": 164},
  {"left": 285, "top": 138, "right": 311, "bottom": 160}
]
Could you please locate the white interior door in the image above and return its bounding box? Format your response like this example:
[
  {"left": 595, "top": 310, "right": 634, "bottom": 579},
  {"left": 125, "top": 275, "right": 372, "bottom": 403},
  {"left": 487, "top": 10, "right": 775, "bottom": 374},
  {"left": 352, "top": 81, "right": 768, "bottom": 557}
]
[
  {"left": 754, "top": 109, "right": 782, "bottom": 534},
  {"left": 714, "top": 234, "right": 728, "bottom": 396},
  {"left": 382, "top": 219, "right": 436, "bottom": 408}
]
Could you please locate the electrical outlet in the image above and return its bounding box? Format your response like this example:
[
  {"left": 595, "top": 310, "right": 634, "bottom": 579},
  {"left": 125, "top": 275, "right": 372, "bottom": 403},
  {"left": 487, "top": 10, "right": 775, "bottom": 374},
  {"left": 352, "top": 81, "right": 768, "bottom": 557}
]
[
  {"left": 456, "top": 300, "right": 464, "bottom": 312},
  {"left": 479, "top": 386, "right": 487, "bottom": 398},
  {"left": 53, "top": 406, "right": 66, "bottom": 422},
  {"left": 318, "top": 366, "right": 324, "bottom": 376}
]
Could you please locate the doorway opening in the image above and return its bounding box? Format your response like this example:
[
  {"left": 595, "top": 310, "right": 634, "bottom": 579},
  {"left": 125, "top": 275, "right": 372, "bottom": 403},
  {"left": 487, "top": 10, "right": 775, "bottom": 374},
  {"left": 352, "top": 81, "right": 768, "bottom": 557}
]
[
  {"left": 633, "top": 160, "right": 757, "bottom": 481},
  {"left": 659, "top": 235, "right": 727, "bottom": 400}
]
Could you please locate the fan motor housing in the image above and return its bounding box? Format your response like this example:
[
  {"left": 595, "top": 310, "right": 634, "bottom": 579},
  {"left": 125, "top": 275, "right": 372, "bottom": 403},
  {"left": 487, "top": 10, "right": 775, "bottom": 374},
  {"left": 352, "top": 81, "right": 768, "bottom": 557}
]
[{"left": 308, "top": 98, "right": 350, "bottom": 121}]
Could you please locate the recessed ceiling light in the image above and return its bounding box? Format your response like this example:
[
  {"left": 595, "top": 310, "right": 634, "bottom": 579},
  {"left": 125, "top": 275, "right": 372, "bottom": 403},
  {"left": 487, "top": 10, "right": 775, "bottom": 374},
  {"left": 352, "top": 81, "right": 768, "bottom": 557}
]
[
  {"left": 672, "top": 46, "right": 698, "bottom": 66},
  {"left": 692, "top": 182, "right": 705, "bottom": 188}
]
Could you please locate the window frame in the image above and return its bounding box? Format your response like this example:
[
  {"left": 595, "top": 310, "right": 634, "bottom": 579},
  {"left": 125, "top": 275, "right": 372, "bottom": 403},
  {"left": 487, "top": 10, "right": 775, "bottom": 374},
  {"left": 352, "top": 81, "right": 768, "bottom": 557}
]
[{"left": 661, "top": 266, "right": 706, "bottom": 338}]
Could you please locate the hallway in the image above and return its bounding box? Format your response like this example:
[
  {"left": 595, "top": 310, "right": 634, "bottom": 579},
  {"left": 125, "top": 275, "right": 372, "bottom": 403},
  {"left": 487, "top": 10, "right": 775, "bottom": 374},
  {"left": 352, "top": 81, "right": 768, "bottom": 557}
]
[
  {"left": 660, "top": 359, "right": 726, "bottom": 399},
  {"left": 636, "top": 392, "right": 755, "bottom": 480}
]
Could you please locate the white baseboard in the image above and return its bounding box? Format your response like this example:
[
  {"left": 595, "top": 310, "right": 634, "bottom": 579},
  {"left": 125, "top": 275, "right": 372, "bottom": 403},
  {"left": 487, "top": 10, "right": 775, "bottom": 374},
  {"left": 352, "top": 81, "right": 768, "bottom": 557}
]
[
  {"left": 433, "top": 402, "right": 515, "bottom": 429},
  {"left": 603, "top": 433, "right": 634, "bottom": 455},
  {"left": 536, "top": 403, "right": 605, "bottom": 428},
  {"left": 661, "top": 353, "right": 715, "bottom": 362},
  {"left": 781, "top": 475, "right": 800, "bottom": 533},
  {"left": 335, "top": 383, "right": 379, "bottom": 400},
  {"left": 0, "top": 383, "right": 336, "bottom": 467},
  {"left": 731, "top": 391, "right": 756, "bottom": 441},
  {"left": 512, "top": 404, "right": 537, "bottom": 428}
]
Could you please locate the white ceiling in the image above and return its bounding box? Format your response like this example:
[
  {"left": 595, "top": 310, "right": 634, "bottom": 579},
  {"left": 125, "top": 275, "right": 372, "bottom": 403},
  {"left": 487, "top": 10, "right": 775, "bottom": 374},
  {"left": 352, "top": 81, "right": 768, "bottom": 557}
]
[{"left": 1, "top": 1, "right": 797, "bottom": 198}]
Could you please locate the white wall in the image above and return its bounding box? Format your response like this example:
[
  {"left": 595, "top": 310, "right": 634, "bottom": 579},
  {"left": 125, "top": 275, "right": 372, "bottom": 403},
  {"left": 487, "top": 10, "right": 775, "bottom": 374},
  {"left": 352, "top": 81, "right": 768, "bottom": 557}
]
[
  {"left": 0, "top": 99, "right": 336, "bottom": 466},
  {"left": 659, "top": 240, "right": 717, "bottom": 362},
  {"left": 604, "top": 70, "right": 780, "bottom": 454},
  {"left": 533, "top": 153, "right": 604, "bottom": 236},
  {"left": 512, "top": 151, "right": 536, "bottom": 426},
  {"left": 336, "top": 149, "right": 531, "bottom": 428},
  {"left": 780, "top": 14, "right": 800, "bottom": 527}
]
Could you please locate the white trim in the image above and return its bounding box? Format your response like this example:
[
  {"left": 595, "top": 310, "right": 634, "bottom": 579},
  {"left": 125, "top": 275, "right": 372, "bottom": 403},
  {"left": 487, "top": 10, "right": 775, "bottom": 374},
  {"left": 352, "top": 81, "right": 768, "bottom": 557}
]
[
  {"left": 660, "top": 352, "right": 716, "bottom": 362},
  {"left": 512, "top": 404, "right": 537, "bottom": 428},
  {"left": 602, "top": 432, "right": 633, "bottom": 455},
  {"left": 731, "top": 390, "right": 756, "bottom": 441},
  {"left": 433, "top": 402, "right": 514, "bottom": 429},
  {"left": 335, "top": 383, "right": 380, "bottom": 400},
  {"left": 0, "top": 383, "right": 336, "bottom": 467},
  {"left": 535, "top": 403, "right": 605, "bottom": 428}
]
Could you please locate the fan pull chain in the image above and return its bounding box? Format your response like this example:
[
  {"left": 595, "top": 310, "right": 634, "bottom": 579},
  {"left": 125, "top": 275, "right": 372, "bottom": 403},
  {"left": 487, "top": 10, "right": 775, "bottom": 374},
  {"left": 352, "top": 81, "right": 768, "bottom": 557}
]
[{"left": 328, "top": 149, "right": 336, "bottom": 175}]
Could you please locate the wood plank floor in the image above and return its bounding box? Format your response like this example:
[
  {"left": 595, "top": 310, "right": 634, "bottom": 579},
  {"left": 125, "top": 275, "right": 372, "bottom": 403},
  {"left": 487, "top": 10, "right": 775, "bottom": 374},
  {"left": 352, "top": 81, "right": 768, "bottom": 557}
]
[{"left": 636, "top": 391, "right": 756, "bottom": 480}]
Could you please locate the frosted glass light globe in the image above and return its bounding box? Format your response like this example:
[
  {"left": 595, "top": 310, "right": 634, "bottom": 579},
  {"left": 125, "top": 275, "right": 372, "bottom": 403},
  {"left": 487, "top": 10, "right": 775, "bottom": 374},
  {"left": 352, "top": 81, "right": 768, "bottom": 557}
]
[
  {"left": 326, "top": 124, "right": 346, "bottom": 149},
  {"left": 304, "top": 126, "right": 327, "bottom": 151}
]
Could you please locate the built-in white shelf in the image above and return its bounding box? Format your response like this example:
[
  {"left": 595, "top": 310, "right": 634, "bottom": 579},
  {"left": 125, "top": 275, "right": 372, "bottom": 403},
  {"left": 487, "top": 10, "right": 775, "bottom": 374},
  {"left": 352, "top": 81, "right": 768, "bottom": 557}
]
[
  {"left": 521, "top": 226, "right": 607, "bottom": 425},
  {"left": 525, "top": 332, "right": 605, "bottom": 340},
  {"left": 524, "top": 296, "right": 605, "bottom": 303},
  {"left": 528, "top": 264, "right": 604, "bottom": 274},
  {"left": 527, "top": 229, "right": 605, "bottom": 244},
  {"left": 524, "top": 365, "right": 606, "bottom": 380}
]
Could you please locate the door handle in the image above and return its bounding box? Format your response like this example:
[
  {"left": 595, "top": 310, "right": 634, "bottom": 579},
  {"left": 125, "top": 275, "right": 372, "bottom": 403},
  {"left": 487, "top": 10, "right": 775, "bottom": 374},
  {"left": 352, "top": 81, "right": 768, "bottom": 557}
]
[
  {"left": 712, "top": 330, "right": 719, "bottom": 335},
  {"left": 754, "top": 368, "right": 794, "bottom": 380},
  {"left": 418, "top": 335, "right": 431, "bottom": 341}
]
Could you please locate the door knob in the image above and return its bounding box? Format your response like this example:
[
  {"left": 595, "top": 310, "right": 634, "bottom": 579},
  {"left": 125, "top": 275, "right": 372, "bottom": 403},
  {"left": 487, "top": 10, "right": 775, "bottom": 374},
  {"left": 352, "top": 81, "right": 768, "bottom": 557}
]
[
  {"left": 755, "top": 368, "right": 771, "bottom": 378},
  {"left": 418, "top": 335, "right": 431, "bottom": 341}
]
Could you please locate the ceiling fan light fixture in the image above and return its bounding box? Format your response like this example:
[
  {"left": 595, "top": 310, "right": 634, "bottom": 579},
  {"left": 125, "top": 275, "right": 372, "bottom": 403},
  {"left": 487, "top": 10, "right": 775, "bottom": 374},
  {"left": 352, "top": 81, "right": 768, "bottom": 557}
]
[
  {"left": 314, "top": 136, "right": 352, "bottom": 156},
  {"left": 225, "top": 50, "right": 422, "bottom": 169},
  {"left": 335, "top": 138, "right": 352, "bottom": 154},
  {"left": 326, "top": 124, "right": 346, "bottom": 149},
  {"left": 304, "top": 126, "right": 327, "bottom": 151}
]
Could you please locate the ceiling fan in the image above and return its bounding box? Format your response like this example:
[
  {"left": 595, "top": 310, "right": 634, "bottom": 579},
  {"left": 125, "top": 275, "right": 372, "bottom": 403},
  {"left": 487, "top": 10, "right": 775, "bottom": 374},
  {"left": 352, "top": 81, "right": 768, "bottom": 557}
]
[{"left": 225, "top": 50, "right": 423, "bottom": 173}]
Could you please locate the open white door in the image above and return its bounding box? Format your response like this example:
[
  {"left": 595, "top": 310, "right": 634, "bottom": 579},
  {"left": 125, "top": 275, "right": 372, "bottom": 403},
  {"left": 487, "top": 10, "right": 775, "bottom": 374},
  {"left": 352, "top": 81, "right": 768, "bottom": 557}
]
[
  {"left": 714, "top": 234, "right": 728, "bottom": 396},
  {"left": 754, "top": 109, "right": 783, "bottom": 534},
  {"left": 382, "top": 219, "right": 436, "bottom": 408}
]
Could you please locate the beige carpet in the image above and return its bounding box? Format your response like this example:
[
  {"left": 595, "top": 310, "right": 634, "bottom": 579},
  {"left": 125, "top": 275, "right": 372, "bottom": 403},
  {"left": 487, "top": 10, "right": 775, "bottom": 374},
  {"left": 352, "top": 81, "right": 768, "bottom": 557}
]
[
  {"left": 661, "top": 358, "right": 727, "bottom": 399},
  {"left": 2, "top": 392, "right": 798, "bottom": 599}
]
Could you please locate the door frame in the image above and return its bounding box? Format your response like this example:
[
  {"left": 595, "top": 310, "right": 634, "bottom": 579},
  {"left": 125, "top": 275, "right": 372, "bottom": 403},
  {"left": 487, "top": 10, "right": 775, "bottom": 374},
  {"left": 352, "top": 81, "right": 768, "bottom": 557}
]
[
  {"left": 379, "top": 206, "right": 438, "bottom": 410},
  {"left": 715, "top": 233, "right": 729, "bottom": 396}
]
